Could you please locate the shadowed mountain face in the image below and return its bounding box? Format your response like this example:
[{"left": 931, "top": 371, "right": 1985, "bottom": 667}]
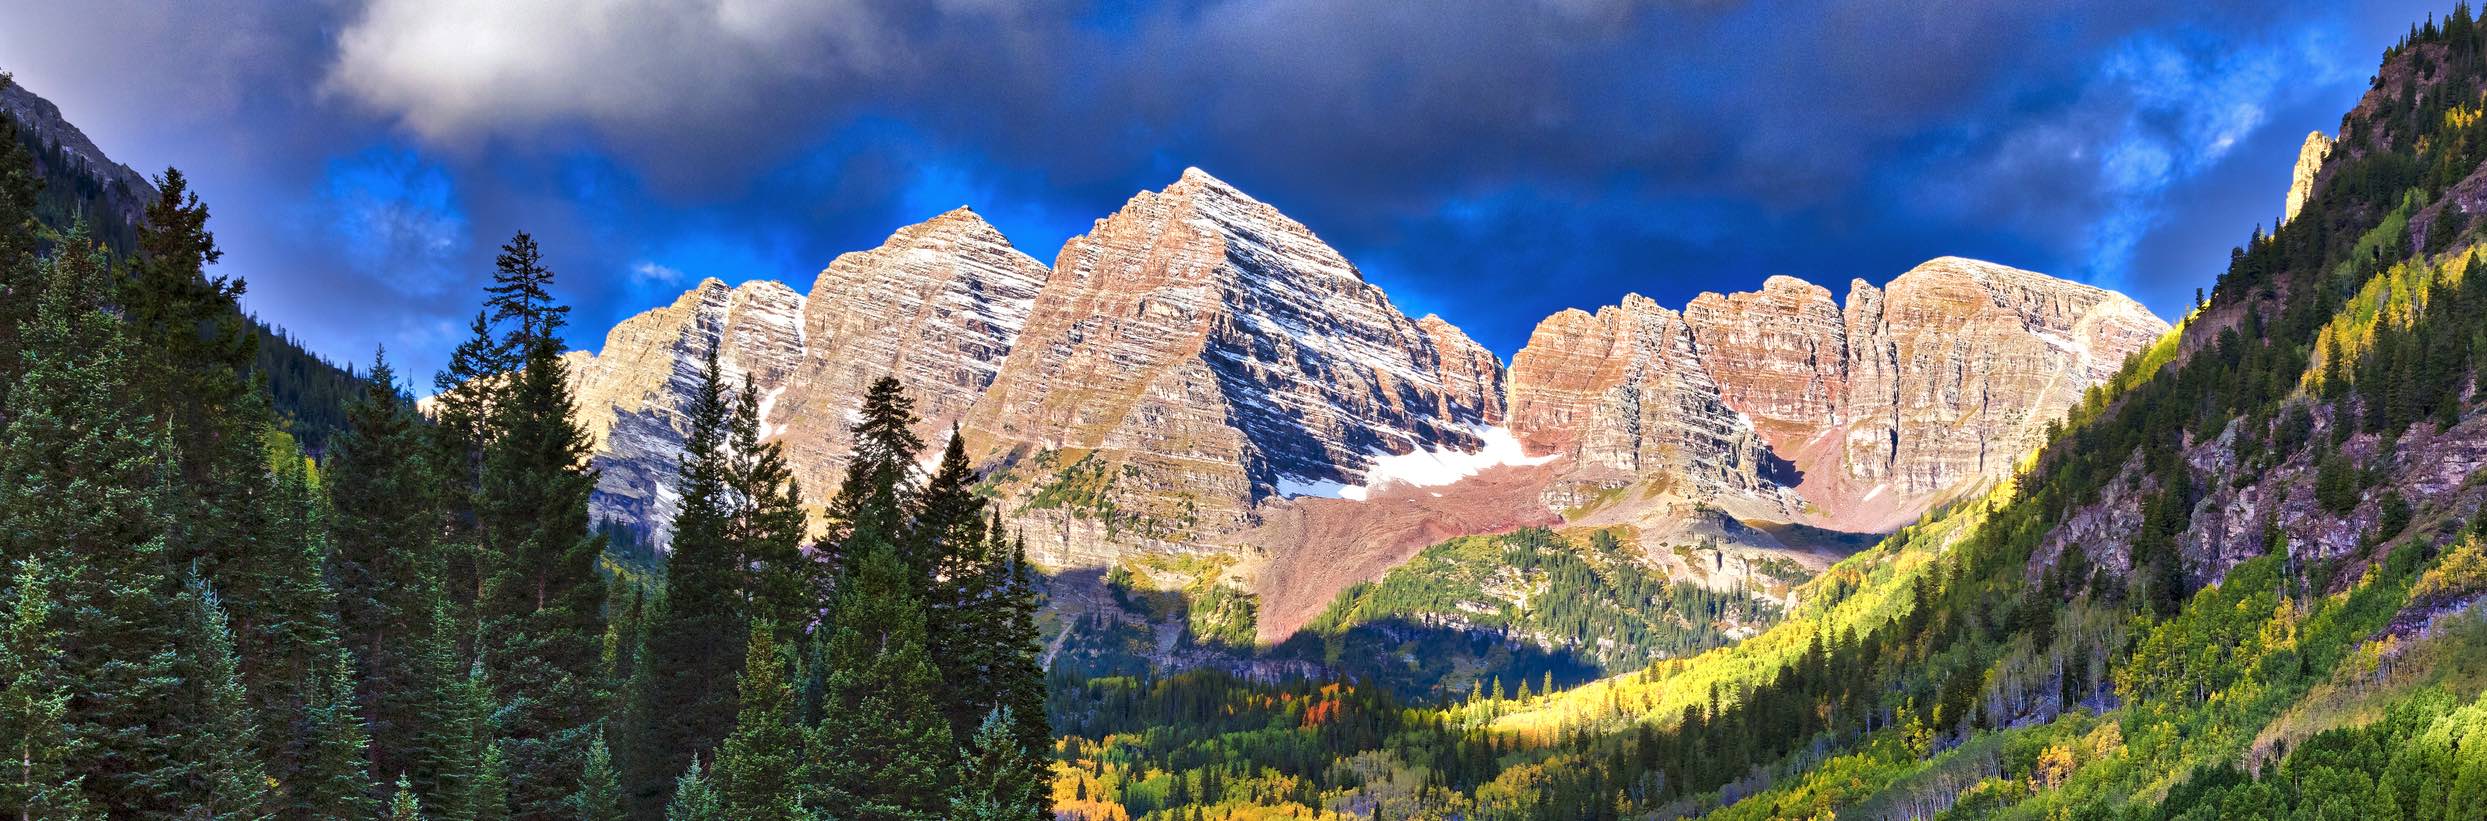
[{"left": 562, "top": 166, "right": 2166, "bottom": 647}]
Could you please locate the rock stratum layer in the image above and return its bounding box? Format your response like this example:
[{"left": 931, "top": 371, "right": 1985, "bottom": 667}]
[
  {"left": 563, "top": 169, "right": 2166, "bottom": 640},
  {"left": 1509, "top": 258, "right": 2167, "bottom": 536}
]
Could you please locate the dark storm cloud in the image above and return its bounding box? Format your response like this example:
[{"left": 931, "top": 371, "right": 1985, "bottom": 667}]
[{"left": 0, "top": 0, "right": 2458, "bottom": 374}]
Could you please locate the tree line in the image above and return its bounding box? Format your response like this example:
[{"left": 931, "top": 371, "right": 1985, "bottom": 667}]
[{"left": 0, "top": 68, "right": 1050, "bottom": 820}]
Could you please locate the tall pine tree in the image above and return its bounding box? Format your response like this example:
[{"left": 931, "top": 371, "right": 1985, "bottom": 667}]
[
  {"left": 801, "top": 542, "right": 954, "bottom": 820},
  {"left": 182, "top": 579, "right": 276, "bottom": 820},
  {"left": 576, "top": 732, "right": 623, "bottom": 821},
  {"left": 915, "top": 429, "right": 998, "bottom": 738},
  {"left": 624, "top": 350, "right": 742, "bottom": 817},
  {"left": 285, "top": 649, "right": 378, "bottom": 819},
  {"left": 820, "top": 376, "right": 923, "bottom": 581},
  {"left": 726, "top": 377, "right": 812, "bottom": 645},
  {"left": 0, "top": 72, "right": 44, "bottom": 403},
  {"left": 992, "top": 531, "right": 1053, "bottom": 799},
  {"left": 329, "top": 351, "right": 471, "bottom": 808},
  {"left": 951, "top": 707, "right": 1044, "bottom": 821},
  {"left": 711, "top": 621, "right": 803, "bottom": 821},
  {"left": 0, "top": 231, "right": 197, "bottom": 815},
  {"left": 471, "top": 233, "right": 609, "bottom": 819}
]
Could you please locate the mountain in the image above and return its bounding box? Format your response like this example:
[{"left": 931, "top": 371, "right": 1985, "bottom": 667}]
[
  {"left": 565, "top": 206, "right": 1048, "bottom": 534},
  {"left": 1040, "top": 9, "right": 2487, "bottom": 819},
  {"left": 574, "top": 167, "right": 2163, "bottom": 665},
  {"left": 964, "top": 168, "right": 1507, "bottom": 565},
  {"left": 0, "top": 78, "right": 364, "bottom": 449},
  {"left": 0, "top": 77, "right": 154, "bottom": 251},
  {"left": 1512, "top": 258, "right": 2166, "bottom": 537}
]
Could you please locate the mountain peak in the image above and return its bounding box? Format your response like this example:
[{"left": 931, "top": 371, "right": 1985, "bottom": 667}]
[{"left": 1163, "top": 165, "right": 1258, "bottom": 204}]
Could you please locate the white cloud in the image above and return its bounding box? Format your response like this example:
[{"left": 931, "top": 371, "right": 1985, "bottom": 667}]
[
  {"left": 630, "top": 261, "right": 686, "bottom": 284},
  {"left": 322, "top": 0, "right": 1039, "bottom": 148},
  {"left": 326, "top": 0, "right": 879, "bottom": 144}
]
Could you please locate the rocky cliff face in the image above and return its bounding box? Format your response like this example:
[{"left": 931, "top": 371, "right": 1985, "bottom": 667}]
[
  {"left": 1509, "top": 256, "right": 2168, "bottom": 534},
  {"left": 1505, "top": 294, "right": 1796, "bottom": 515},
  {"left": 564, "top": 207, "right": 1047, "bottom": 541},
  {"left": 0, "top": 79, "right": 157, "bottom": 233},
  {"left": 767, "top": 207, "right": 1050, "bottom": 500},
  {"left": 963, "top": 168, "right": 1505, "bottom": 563},
  {"left": 2285, "top": 131, "right": 2336, "bottom": 225},
  {"left": 571, "top": 171, "right": 1503, "bottom": 562},
  {"left": 565, "top": 277, "right": 808, "bottom": 536}
]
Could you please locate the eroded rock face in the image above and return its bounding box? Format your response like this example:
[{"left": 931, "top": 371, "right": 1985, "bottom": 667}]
[
  {"left": 565, "top": 277, "right": 808, "bottom": 536},
  {"left": 963, "top": 168, "right": 1506, "bottom": 559},
  {"left": 1681, "top": 275, "right": 1848, "bottom": 447},
  {"left": 1508, "top": 256, "right": 2169, "bottom": 532},
  {"left": 564, "top": 207, "right": 1048, "bottom": 541},
  {"left": 768, "top": 207, "right": 1051, "bottom": 500},
  {"left": 1841, "top": 258, "right": 2166, "bottom": 508},
  {"left": 2286, "top": 131, "right": 2335, "bottom": 225},
  {"left": 1506, "top": 295, "right": 1794, "bottom": 514},
  {"left": 572, "top": 172, "right": 1504, "bottom": 564}
]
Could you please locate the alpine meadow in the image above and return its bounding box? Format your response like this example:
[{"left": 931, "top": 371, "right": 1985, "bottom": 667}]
[{"left": 12, "top": 2, "right": 2487, "bottom": 820}]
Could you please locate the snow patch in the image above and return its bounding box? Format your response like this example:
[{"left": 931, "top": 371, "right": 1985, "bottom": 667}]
[
  {"left": 1275, "top": 475, "right": 1354, "bottom": 500},
  {"left": 1347, "top": 426, "right": 1557, "bottom": 499},
  {"left": 1272, "top": 427, "right": 1558, "bottom": 502},
  {"left": 754, "top": 385, "right": 790, "bottom": 439}
]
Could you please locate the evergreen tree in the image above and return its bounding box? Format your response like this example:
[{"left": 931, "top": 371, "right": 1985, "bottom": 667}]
[
  {"left": 576, "top": 733, "right": 622, "bottom": 821},
  {"left": 0, "top": 232, "right": 193, "bottom": 815},
  {"left": 119, "top": 167, "right": 254, "bottom": 471},
  {"left": 389, "top": 775, "right": 425, "bottom": 821},
  {"left": 472, "top": 742, "right": 510, "bottom": 821},
  {"left": 484, "top": 233, "right": 565, "bottom": 356},
  {"left": 916, "top": 430, "right": 996, "bottom": 737},
  {"left": 329, "top": 351, "right": 468, "bottom": 806},
  {"left": 286, "top": 649, "right": 378, "bottom": 820},
  {"left": 431, "top": 310, "right": 510, "bottom": 626},
  {"left": 711, "top": 622, "right": 804, "bottom": 821},
  {"left": 726, "top": 377, "right": 812, "bottom": 645},
  {"left": 470, "top": 233, "right": 609, "bottom": 819},
  {"left": 802, "top": 542, "right": 955, "bottom": 821},
  {"left": 951, "top": 708, "right": 1043, "bottom": 821},
  {"left": 0, "top": 560, "right": 93, "bottom": 820},
  {"left": 820, "top": 377, "right": 923, "bottom": 579},
  {"left": 184, "top": 580, "right": 276, "bottom": 820},
  {"left": 993, "top": 532, "right": 1053, "bottom": 793},
  {"left": 624, "top": 350, "right": 742, "bottom": 817},
  {"left": 247, "top": 435, "right": 354, "bottom": 807},
  {"left": 413, "top": 616, "right": 489, "bottom": 821},
  {"left": 661, "top": 762, "right": 718, "bottom": 821}
]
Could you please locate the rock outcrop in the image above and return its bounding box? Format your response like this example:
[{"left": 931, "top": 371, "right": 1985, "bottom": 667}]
[
  {"left": 1509, "top": 256, "right": 2168, "bottom": 534},
  {"left": 563, "top": 207, "right": 1048, "bottom": 541},
  {"left": 565, "top": 278, "right": 808, "bottom": 536},
  {"left": 1505, "top": 295, "right": 1796, "bottom": 516},
  {"left": 964, "top": 168, "right": 1505, "bottom": 562},
  {"left": 767, "top": 207, "right": 1050, "bottom": 500},
  {"left": 2285, "top": 131, "right": 2335, "bottom": 225},
  {"left": 0, "top": 79, "right": 156, "bottom": 232}
]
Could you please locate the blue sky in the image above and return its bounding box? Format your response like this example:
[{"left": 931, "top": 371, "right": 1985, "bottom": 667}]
[{"left": 0, "top": 0, "right": 2453, "bottom": 380}]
